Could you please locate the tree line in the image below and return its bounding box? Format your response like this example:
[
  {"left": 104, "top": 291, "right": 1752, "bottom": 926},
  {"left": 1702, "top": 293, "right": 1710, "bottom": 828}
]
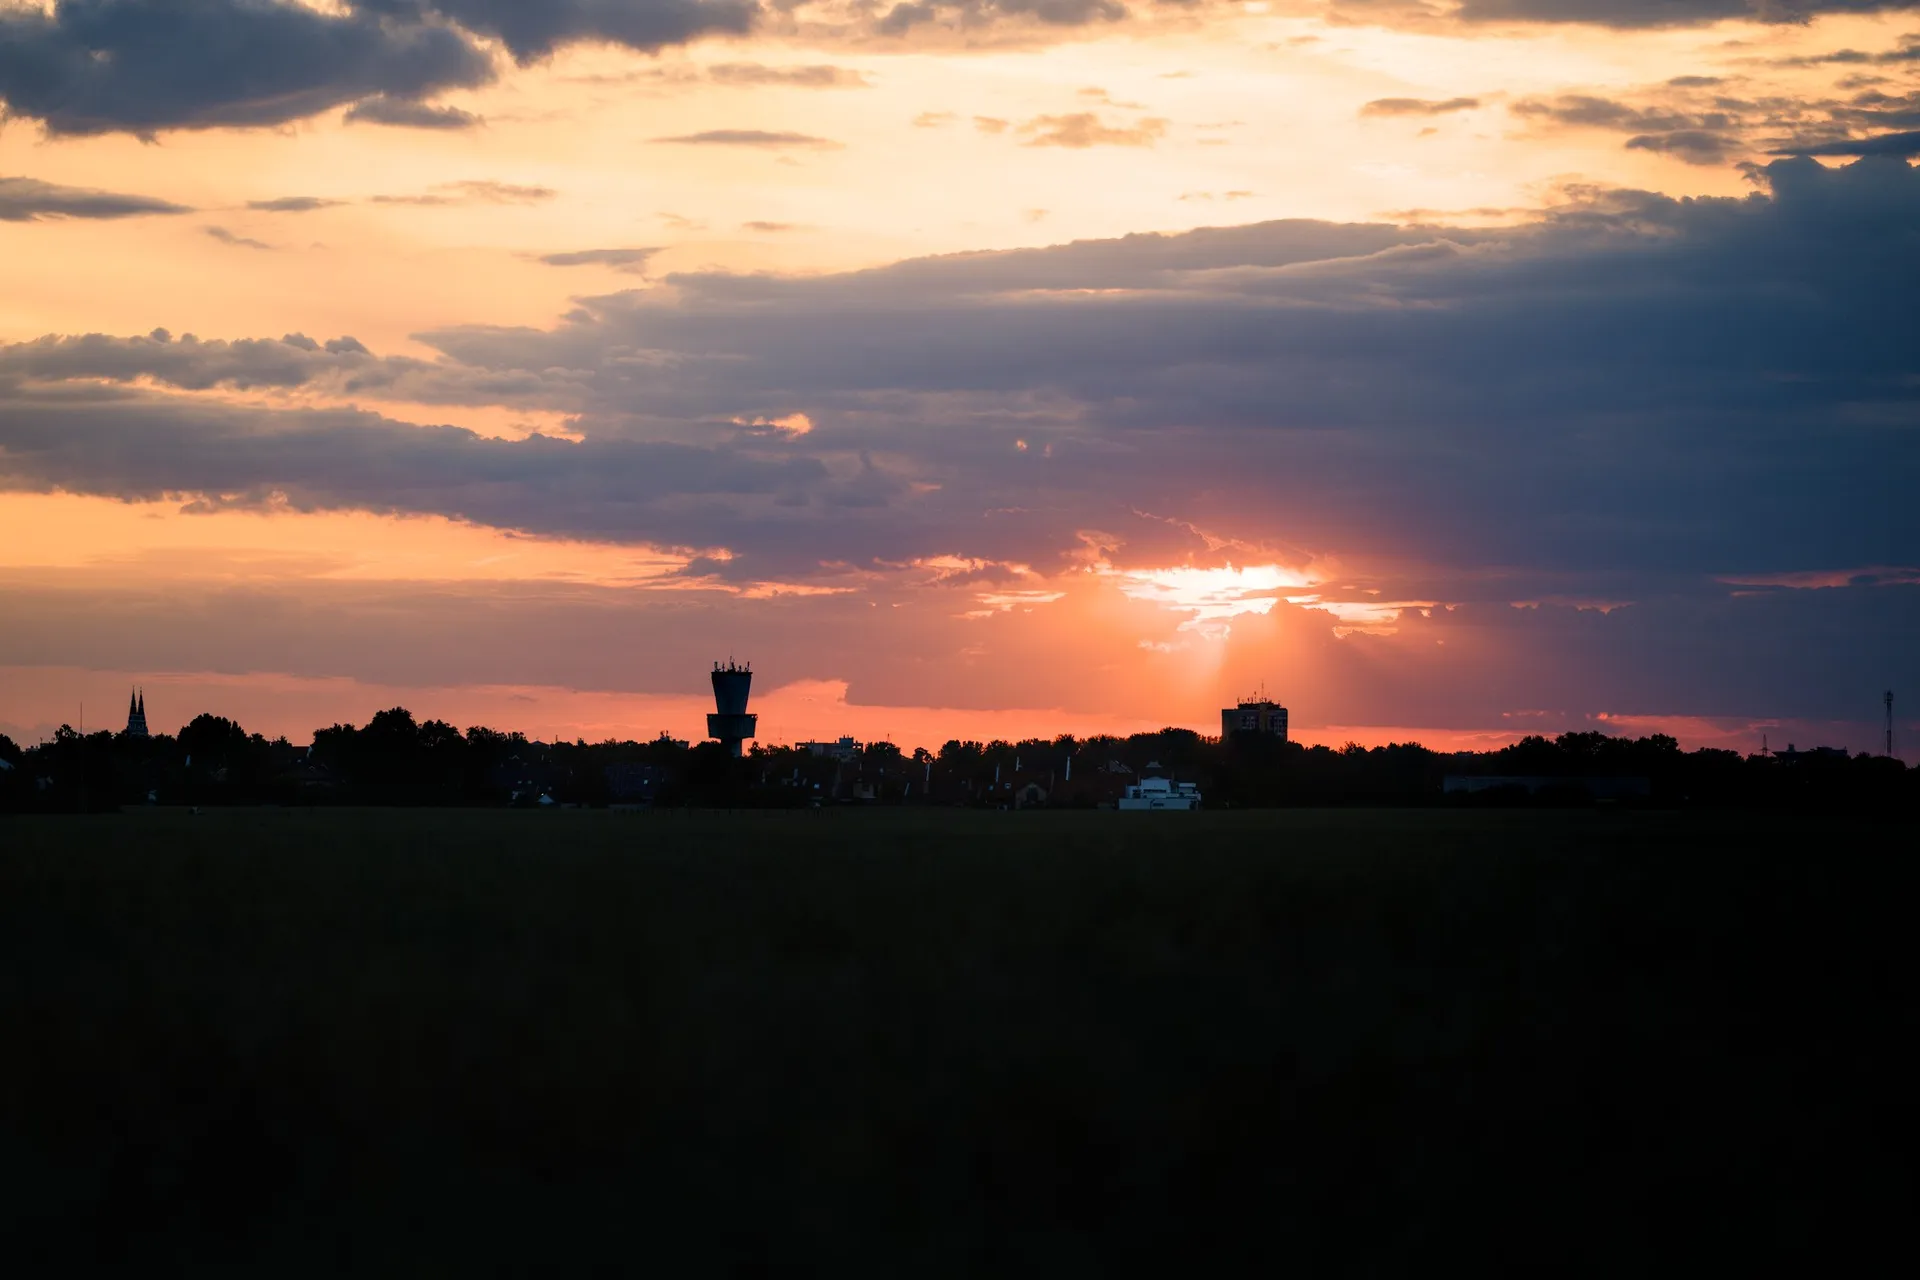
[{"left": 0, "top": 711, "right": 1912, "bottom": 812}]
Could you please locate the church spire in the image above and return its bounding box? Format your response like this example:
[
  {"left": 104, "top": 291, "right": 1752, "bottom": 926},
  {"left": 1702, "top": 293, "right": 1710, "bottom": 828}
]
[{"left": 125, "top": 686, "right": 149, "bottom": 739}]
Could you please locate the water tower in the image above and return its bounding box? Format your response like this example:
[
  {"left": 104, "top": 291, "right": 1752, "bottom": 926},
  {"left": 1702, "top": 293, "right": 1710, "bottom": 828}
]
[{"left": 708, "top": 660, "right": 757, "bottom": 758}]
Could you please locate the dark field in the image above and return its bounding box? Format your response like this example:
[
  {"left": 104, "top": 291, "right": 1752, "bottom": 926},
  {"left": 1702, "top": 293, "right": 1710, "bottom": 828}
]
[{"left": 1, "top": 809, "right": 1910, "bottom": 1273}]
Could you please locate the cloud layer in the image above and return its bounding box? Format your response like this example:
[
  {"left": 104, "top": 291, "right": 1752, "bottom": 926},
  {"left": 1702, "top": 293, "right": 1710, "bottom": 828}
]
[
  {"left": 0, "top": 176, "right": 190, "bottom": 221},
  {"left": 538, "top": 248, "right": 662, "bottom": 271},
  {"left": 1343, "top": 0, "right": 1920, "bottom": 28},
  {"left": 653, "top": 129, "right": 842, "bottom": 147},
  {"left": 15, "top": 1, "right": 1920, "bottom": 140},
  {"left": 0, "top": 0, "right": 755, "bottom": 136},
  {"left": 343, "top": 95, "right": 483, "bottom": 130},
  {"left": 4, "top": 157, "right": 1915, "bottom": 603},
  {"left": 0, "top": 0, "right": 492, "bottom": 135}
]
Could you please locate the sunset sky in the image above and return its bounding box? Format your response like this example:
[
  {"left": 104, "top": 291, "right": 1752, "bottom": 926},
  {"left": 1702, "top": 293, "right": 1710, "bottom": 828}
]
[{"left": 2, "top": 0, "right": 1916, "bottom": 753}]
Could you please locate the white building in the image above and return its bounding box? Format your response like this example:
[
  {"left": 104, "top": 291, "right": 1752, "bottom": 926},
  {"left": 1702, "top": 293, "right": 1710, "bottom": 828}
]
[{"left": 1118, "top": 763, "right": 1201, "bottom": 811}]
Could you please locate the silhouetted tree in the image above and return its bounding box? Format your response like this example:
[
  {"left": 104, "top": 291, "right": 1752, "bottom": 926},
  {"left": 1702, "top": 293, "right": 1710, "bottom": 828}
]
[{"left": 4, "top": 708, "right": 1909, "bottom": 813}]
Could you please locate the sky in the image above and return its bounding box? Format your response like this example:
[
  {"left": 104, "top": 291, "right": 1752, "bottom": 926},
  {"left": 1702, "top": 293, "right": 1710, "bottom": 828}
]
[{"left": 1, "top": 0, "right": 1916, "bottom": 754}]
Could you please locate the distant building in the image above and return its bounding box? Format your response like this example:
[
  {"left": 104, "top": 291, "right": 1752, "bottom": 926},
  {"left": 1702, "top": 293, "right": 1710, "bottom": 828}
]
[
  {"left": 1119, "top": 763, "right": 1201, "bottom": 811},
  {"left": 604, "top": 762, "right": 661, "bottom": 806},
  {"left": 124, "top": 688, "right": 149, "bottom": 739},
  {"left": 1014, "top": 780, "right": 1049, "bottom": 809},
  {"left": 707, "top": 660, "right": 757, "bottom": 758},
  {"left": 800, "top": 736, "right": 861, "bottom": 762},
  {"left": 489, "top": 753, "right": 560, "bottom": 803},
  {"left": 1771, "top": 744, "right": 1851, "bottom": 762},
  {"left": 276, "top": 758, "right": 336, "bottom": 795},
  {"left": 1222, "top": 696, "right": 1288, "bottom": 742}
]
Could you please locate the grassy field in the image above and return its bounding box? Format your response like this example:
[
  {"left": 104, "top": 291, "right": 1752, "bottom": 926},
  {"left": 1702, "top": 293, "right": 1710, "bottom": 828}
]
[{"left": 0, "top": 808, "right": 1910, "bottom": 1273}]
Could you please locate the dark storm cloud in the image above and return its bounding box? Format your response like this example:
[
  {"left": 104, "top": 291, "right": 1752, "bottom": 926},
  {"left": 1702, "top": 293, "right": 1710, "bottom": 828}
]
[
  {"left": 0, "top": 0, "right": 494, "bottom": 135},
  {"left": 410, "top": 156, "right": 1920, "bottom": 584},
  {"left": 204, "top": 225, "right": 275, "bottom": 251},
  {"left": 1360, "top": 97, "right": 1481, "bottom": 117},
  {"left": 652, "top": 130, "right": 842, "bottom": 147},
  {"left": 356, "top": 0, "right": 759, "bottom": 61},
  {"left": 5, "top": 157, "right": 1918, "bottom": 598},
  {"left": 0, "top": 396, "right": 829, "bottom": 549},
  {"left": 0, "top": 330, "right": 576, "bottom": 407},
  {"left": 538, "top": 247, "right": 661, "bottom": 271},
  {"left": 246, "top": 197, "right": 343, "bottom": 214},
  {"left": 706, "top": 63, "right": 870, "bottom": 88},
  {"left": 3, "top": 1, "right": 1916, "bottom": 144},
  {"left": 0, "top": 0, "right": 755, "bottom": 136},
  {"left": 371, "top": 181, "right": 557, "bottom": 206},
  {"left": 1511, "top": 94, "right": 1732, "bottom": 133},
  {"left": 1507, "top": 74, "right": 1920, "bottom": 164},
  {"left": 1760, "top": 34, "right": 1920, "bottom": 68},
  {"left": 1838, "top": 90, "right": 1920, "bottom": 130},
  {"left": 0, "top": 0, "right": 1188, "bottom": 142},
  {"left": 875, "top": 0, "right": 1126, "bottom": 36},
  {"left": 1510, "top": 90, "right": 1805, "bottom": 164},
  {"left": 0, "top": 330, "right": 378, "bottom": 390},
  {"left": 1390, "top": 0, "right": 1920, "bottom": 28},
  {"left": 1623, "top": 129, "right": 1741, "bottom": 163},
  {"left": 1773, "top": 129, "right": 1920, "bottom": 155},
  {"left": 0, "top": 176, "right": 190, "bottom": 222},
  {"left": 343, "top": 95, "right": 482, "bottom": 130}
]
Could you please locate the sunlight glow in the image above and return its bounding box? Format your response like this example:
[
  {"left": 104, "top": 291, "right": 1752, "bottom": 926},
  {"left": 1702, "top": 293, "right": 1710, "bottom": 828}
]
[
  {"left": 1112, "top": 562, "right": 1317, "bottom": 638},
  {"left": 964, "top": 589, "right": 1067, "bottom": 618},
  {"left": 733, "top": 412, "right": 814, "bottom": 436},
  {"left": 1299, "top": 598, "right": 1439, "bottom": 637}
]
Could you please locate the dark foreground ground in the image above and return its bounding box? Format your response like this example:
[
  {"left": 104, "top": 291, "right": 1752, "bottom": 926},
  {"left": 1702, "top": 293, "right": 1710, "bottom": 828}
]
[{"left": 0, "top": 808, "right": 1911, "bottom": 1274}]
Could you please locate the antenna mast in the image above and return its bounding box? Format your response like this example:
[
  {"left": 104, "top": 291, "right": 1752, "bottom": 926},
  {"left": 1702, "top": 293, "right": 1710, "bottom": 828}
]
[{"left": 1887, "top": 690, "right": 1895, "bottom": 759}]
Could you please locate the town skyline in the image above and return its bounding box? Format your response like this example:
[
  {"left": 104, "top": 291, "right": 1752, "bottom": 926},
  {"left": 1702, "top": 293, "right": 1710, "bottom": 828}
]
[
  {"left": 0, "top": 674, "right": 1902, "bottom": 762},
  {"left": 7, "top": 691, "right": 1908, "bottom": 818}
]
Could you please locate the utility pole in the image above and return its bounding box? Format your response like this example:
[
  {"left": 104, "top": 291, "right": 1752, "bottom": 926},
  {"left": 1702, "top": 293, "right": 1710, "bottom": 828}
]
[{"left": 1887, "top": 690, "right": 1895, "bottom": 759}]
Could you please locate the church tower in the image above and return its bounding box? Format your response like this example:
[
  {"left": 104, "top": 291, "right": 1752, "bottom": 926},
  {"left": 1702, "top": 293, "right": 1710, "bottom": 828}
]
[{"left": 125, "top": 688, "right": 149, "bottom": 739}]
